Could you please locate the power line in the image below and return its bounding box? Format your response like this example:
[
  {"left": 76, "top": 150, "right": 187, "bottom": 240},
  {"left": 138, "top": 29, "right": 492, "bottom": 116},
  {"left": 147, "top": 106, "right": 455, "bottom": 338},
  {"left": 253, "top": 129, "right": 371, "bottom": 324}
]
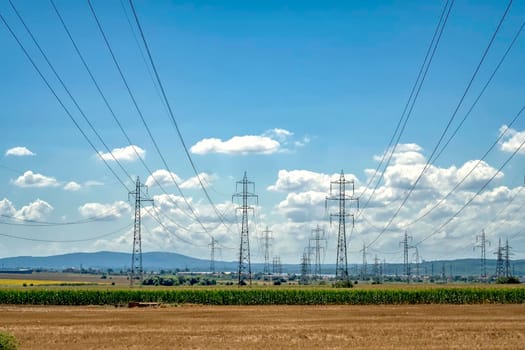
[
  {"left": 432, "top": 18, "right": 525, "bottom": 163},
  {"left": 402, "top": 104, "right": 525, "bottom": 228},
  {"left": 367, "top": 0, "right": 513, "bottom": 249},
  {"left": 0, "top": 207, "right": 128, "bottom": 226},
  {"left": 359, "top": 0, "right": 454, "bottom": 210},
  {"left": 9, "top": 0, "right": 135, "bottom": 186},
  {"left": 85, "top": 0, "right": 216, "bottom": 239},
  {"left": 415, "top": 128, "right": 525, "bottom": 246},
  {"left": 50, "top": 0, "right": 224, "bottom": 239},
  {"left": 127, "top": 0, "right": 234, "bottom": 234},
  {"left": 0, "top": 12, "right": 131, "bottom": 193},
  {"left": 0, "top": 223, "right": 131, "bottom": 243}
]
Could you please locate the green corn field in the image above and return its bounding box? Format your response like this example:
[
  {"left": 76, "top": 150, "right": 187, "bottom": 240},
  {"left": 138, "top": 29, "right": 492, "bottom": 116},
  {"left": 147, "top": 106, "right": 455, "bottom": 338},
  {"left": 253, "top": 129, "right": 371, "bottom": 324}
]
[{"left": 0, "top": 287, "right": 524, "bottom": 305}]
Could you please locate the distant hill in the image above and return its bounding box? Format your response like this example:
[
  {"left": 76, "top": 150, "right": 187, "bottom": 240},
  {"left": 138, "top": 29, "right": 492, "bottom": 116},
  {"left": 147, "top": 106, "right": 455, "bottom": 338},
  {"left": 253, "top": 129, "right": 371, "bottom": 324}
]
[
  {"left": 0, "top": 251, "right": 524, "bottom": 276},
  {"left": 0, "top": 251, "right": 234, "bottom": 272}
]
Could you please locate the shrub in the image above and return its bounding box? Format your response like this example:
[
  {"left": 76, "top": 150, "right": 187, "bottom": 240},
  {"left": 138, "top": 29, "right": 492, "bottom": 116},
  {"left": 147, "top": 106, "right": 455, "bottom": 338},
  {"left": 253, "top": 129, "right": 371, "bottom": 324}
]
[
  {"left": 334, "top": 280, "right": 353, "bottom": 288},
  {"left": 496, "top": 276, "right": 521, "bottom": 284},
  {"left": 0, "top": 331, "right": 19, "bottom": 350}
]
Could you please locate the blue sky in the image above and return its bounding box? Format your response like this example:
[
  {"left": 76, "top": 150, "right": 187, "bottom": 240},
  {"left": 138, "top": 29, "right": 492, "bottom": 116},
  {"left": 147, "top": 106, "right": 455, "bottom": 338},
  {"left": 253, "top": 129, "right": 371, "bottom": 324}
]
[{"left": 1, "top": 0, "right": 524, "bottom": 266}]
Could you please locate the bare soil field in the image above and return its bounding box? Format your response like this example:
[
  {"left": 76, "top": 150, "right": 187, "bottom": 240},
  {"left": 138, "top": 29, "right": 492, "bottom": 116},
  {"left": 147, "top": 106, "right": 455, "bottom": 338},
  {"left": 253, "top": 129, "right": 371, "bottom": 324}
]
[{"left": 1, "top": 304, "right": 524, "bottom": 349}]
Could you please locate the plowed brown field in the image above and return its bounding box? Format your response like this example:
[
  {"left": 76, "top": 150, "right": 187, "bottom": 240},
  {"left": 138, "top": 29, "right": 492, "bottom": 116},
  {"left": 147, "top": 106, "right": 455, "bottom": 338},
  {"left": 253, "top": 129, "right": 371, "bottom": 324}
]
[{"left": 1, "top": 304, "right": 524, "bottom": 349}]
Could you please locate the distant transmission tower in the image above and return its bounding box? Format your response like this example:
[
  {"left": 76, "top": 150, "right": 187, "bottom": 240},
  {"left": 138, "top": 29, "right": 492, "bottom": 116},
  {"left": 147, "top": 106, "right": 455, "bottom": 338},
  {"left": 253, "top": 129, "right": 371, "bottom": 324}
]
[
  {"left": 413, "top": 246, "right": 421, "bottom": 279},
  {"left": 325, "top": 170, "right": 359, "bottom": 280},
  {"left": 232, "top": 172, "right": 258, "bottom": 285},
  {"left": 261, "top": 226, "right": 273, "bottom": 275},
  {"left": 129, "top": 176, "right": 153, "bottom": 287},
  {"left": 272, "top": 256, "right": 282, "bottom": 274},
  {"left": 399, "top": 231, "right": 413, "bottom": 283},
  {"left": 504, "top": 238, "right": 512, "bottom": 278},
  {"left": 209, "top": 237, "right": 219, "bottom": 273},
  {"left": 309, "top": 225, "right": 326, "bottom": 278},
  {"left": 475, "top": 230, "right": 490, "bottom": 282},
  {"left": 495, "top": 238, "right": 504, "bottom": 278},
  {"left": 373, "top": 255, "right": 381, "bottom": 283},
  {"left": 360, "top": 242, "right": 367, "bottom": 281},
  {"left": 300, "top": 251, "right": 309, "bottom": 284}
]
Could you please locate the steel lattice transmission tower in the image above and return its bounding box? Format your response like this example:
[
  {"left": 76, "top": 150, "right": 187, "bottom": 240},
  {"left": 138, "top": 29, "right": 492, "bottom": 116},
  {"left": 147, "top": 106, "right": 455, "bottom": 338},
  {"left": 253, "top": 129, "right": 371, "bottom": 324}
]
[
  {"left": 272, "top": 256, "right": 282, "bottom": 274},
  {"left": 495, "top": 238, "right": 504, "bottom": 278},
  {"left": 261, "top": 226, "right": 273, "bottom": 275},
  {"left": 399, "top": 231, "right": 413, "bottom": 283},
  {"left": 360, "top": 242, "right": 368, "bottom": 281},
  {"left": 325, "top": 170, "right": 359, "bottom": 280},
  {"left": 475, "top": 230, "right": 490, "bottom": 282},
  {"left": 504, "top": 239, "right": 512, "bottom": 278},
  {"left": 309, "top": 225, "right": 326, "bottom": 278},
  {"left": 232, "top": 172, "right": 258, "bottom": 285},
  {"left": 129, "top": 176, "right": 153, "bottom": 287},
  {"left": 209, "top": 237, "right": 219, "bottom": 274}
]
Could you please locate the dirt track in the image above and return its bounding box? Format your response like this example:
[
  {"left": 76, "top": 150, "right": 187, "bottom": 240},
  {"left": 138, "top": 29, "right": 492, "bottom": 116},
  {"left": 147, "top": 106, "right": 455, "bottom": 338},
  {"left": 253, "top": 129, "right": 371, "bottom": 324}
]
[{"left": 1, "top": 304, "right": 524, "bottom": 349}]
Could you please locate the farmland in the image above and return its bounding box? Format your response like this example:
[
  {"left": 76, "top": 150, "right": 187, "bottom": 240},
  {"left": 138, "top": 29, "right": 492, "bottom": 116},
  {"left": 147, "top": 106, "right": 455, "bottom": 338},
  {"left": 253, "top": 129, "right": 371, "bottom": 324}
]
[{"left": 1, "top": 304, "right": 524, "bottom": 349}]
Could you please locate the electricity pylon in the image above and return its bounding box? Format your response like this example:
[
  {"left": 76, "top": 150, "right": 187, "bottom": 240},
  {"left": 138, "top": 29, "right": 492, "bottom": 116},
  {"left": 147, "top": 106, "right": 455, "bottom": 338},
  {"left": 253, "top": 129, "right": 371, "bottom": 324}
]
[
  {"left": 504, "top": 238, "right": 512, "bottom": 278},
  {"left": 232, "top": 172, "right": 258, "bottom": 285},
  {"left": 309, "top": 225, "right": 326, "bottom": 278},
  {"left": 399, "top": 231, "right": 413, "bottom": 283},
  {"left": 325, "top": 170, "right": 359, "bottom": 280},
  {"left": 129, "top": 176, "right": 153, "bottom": 287},
  {"left": 360, "top": 242, "right": 367, "bottom": 281},
  {"left": 209, "top": 237, "right": 219, "bottom": 273},
  {"left": 495, "top": 238, "right": 504, "bottom": 278},
  {"left": 475, "top": 230, "right": 490, "bottom": 282},
  {"left": 272, "top": 256, "right": 282, "bottom": 274},
  {"left": 261, "top": 226, "right": 273, "bottom": 275}
]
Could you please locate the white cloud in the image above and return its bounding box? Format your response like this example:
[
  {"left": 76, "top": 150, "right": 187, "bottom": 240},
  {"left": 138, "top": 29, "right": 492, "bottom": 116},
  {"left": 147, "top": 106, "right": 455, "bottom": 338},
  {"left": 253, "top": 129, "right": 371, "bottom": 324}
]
[
  {"left": 268, "top": 170, "right": 333, "bottom": 192},
  {"left": 0, "top": 198, "right": 16, "bottom": 216},
  {"left": 0, "top": 198, "right": 53, "bottom": 221},
  {"left": 98, "top": 145, "right": 145, "bottom": 162},
  {"left": 181, "top": 173, "right": 215, "bottom": 189},
  {"left": 145, "top": 169, "right": 182, "bottom": 188},
  {"left": 15, "top": 199, "right": 54, "bottom": 221},
  {"left": 499, "top": 125, "right": 525, "bottom": 154},
  {"left": 190, "top": 128, "right": 309, "bottom": 155},
  {"left": 277, "top": 190, "right": 327, "bottom": 222},
  {"left": 13, "top": 171, "right": 59, "bottom": 188},
  {"left": 264, "top": 128, "right": 293, "bottom": 142},
  {"left": 63, "top": 181, "right": 81, "bottom": 191},
  {"left": 190, "top": 135, "right": 280, "bottom": 155},
  {"left": 78, "top": 201, "right": 131, "bottom": 220},
  {"left": 5, "top": 146, "right": 36, "bottom": 157}
]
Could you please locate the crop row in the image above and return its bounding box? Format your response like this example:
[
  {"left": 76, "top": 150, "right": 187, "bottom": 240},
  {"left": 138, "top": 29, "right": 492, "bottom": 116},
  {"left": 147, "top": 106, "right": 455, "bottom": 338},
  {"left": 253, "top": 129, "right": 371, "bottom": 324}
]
[{"left": 0, "top": 288, "right": 524, "bottom": 305}]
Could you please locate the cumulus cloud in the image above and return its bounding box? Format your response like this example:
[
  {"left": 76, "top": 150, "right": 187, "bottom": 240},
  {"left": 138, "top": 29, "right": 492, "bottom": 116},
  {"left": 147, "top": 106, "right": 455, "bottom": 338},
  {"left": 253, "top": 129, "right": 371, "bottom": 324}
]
[
  {"left": 13, "top": 171, "right": 59, "bottom": 188},
  {"left": 268, "top": 170, "right": 333, "bottom": 192},
  {"left": 499, "top": 125, "right": 525, "bottom": 154},
  {"left": 262, "top": 142, "right": 522, "bottom": 262},
  {"left": 5, "top": 146, "right": 36, "bottom": 157},
  {"left": 63, "top": 181, "right": 81, "bottom": 191},
  {"left": 98, "top": 145, "right": 145, "bottom": 162},
  {"left": 0, "top": 198, "right": 16, "bottom": 216},
  {"left": 78, "top": 201, "right": 131, "bottom": 220},
  {"left": 190, "top": 135, "right": 280, "bottom": 155},
  {"left": 15, "top": 199, "right": 54, "bottom": 220},
  {"left": 277, "top": 191, "right": 327, "bottom": 222},
  {"left": 0, "top": 198, "right": 54, "bottom": 221},
  {"left": 145, "top": 170, "right": 182, "bottom": 188},
  {"left": 190, "top": 128, "right": 308, "bottom": 155},
  {"left": 181, "top": 173, "right": 215, "bottom": 189}
]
